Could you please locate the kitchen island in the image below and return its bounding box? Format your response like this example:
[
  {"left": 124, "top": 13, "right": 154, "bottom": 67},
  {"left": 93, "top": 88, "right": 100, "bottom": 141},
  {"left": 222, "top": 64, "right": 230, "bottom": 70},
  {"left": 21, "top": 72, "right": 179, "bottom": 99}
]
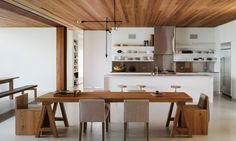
[{"left": 104, "top": 73, "right": 213, "bottom": 103}]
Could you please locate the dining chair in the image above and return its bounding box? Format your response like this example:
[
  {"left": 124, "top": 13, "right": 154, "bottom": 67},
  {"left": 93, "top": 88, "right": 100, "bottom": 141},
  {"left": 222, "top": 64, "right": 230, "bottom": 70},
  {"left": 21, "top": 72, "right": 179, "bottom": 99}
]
[
  {"left": 15, "top": 93, "right": 41, "bottom": 135},
  {"left": 79, "top": 99, "right": 109, "bottom": 141},
  {"left": 184, "top": 93, "right": 209, "bottom": 135},
  {"left": 93, "top": 90, "right": 111, "bottom": 122},
  {"left": 124, "top": 100, "right": 149, "bottom": 141}
]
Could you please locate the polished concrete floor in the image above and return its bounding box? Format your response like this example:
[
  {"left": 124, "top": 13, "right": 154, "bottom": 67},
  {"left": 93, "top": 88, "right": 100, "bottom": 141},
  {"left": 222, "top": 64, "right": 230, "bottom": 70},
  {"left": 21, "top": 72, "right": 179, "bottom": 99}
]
[{"left": 0, "top": 93, "right": 236, "bottom": 141}]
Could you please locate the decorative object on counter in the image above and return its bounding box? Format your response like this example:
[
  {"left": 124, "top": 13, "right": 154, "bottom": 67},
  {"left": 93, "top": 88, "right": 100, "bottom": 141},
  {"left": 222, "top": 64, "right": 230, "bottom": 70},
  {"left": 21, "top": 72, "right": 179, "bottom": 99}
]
[
  {"left": 113, "top": 65, "right": 126, "bottom": 72},
  {"left": 150, "top": 91, "right": 165, "bottom": 97},
  {"left": 118, "top": 85, "right": 127, "bottom": 92},
  {"left": 144, "top": 40, "right": 149, "bottom": 46},
  {"left": 54, "top": 90, "right": 81, "bottom": 97},
  {"left": 166, "top": 85, "right": 181, "bottom": 127}
]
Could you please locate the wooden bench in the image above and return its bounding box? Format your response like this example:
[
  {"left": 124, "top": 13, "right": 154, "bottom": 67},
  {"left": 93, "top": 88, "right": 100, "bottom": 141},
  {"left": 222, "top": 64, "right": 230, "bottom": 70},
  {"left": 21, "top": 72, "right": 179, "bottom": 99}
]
[{"left": 0, "top": 85, "right": 38, "bottom": 100}]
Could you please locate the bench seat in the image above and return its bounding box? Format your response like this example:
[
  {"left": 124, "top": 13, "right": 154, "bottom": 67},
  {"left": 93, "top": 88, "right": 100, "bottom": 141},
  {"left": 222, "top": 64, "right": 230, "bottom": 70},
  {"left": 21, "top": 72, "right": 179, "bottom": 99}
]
[{"left": 0, "top": 85, "right": 37, "bottom": 99}]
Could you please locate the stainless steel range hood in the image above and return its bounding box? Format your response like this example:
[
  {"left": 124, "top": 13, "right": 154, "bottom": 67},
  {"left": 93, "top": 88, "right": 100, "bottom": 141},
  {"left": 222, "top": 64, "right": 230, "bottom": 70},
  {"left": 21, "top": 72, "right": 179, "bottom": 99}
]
[
  {"left": 154, "top": 26, "right": 176, "bottom": 72},
  {"left": 154, "top": 26, "right": 176, "bottom": 54}
]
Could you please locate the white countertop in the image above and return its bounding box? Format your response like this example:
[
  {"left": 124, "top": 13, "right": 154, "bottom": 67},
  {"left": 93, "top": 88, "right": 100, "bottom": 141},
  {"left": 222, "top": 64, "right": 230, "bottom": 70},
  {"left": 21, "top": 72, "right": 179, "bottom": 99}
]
[{"left": 106, "top": 72, "right": 218, "bottom": 77}]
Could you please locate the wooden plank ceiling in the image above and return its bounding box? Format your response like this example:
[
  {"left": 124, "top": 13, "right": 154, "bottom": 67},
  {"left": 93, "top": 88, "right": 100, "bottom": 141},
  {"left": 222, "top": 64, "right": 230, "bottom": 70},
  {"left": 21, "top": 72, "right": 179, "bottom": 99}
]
[
  {"left": 0, "top": 5, "right": 49, "bottom": 27},
  {"left": 2, "top": 0, "right": 236, "bottom": 29}
]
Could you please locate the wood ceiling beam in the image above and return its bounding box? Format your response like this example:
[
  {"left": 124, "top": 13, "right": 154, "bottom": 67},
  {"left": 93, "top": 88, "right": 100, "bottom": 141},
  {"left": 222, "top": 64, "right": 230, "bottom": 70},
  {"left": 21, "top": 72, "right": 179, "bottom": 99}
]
[{"left": 0, "top": 0, "right": 61, "bottom": 27}]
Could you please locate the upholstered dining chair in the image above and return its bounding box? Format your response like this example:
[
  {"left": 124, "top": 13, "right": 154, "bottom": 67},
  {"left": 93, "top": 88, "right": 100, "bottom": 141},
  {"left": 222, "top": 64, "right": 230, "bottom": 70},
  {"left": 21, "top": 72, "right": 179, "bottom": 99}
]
[
  {"left": 79, "top": 99, "right": 109, "bottom": 141},
  {"left": 124, "top": 100, "right": 149, "bottom": 141}
]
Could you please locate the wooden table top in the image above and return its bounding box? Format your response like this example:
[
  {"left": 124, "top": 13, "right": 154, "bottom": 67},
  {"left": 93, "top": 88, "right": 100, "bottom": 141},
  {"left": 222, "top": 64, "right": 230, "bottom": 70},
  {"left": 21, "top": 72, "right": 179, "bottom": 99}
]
[{"left": 37, "top": 92, "right": 193, "bottom": 103}]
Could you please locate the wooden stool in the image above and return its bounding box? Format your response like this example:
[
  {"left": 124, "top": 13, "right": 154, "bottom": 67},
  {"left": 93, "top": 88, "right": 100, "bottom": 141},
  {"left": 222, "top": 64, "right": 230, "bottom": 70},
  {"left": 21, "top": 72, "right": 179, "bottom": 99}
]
[
  {"left": 136, "top": 85, "right": 146, "bottom": 91},
  {"left": 166, "top": 85, "right": 181, "bottom": 127},
  {"left": 118, "top": 85, "right": 127, "bottom": 92}
]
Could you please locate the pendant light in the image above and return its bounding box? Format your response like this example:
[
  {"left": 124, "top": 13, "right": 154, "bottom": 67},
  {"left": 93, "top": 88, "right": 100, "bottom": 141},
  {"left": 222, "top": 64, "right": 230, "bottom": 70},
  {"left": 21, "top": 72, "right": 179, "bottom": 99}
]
[{"left": 80, "top": 0, "right": 122, "bottom": 58}]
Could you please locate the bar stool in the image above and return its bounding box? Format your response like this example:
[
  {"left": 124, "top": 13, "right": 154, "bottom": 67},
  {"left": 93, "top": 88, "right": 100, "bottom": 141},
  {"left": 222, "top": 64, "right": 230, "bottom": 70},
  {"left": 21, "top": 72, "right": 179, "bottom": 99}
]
[
  {"left": 118, "top": 85, "right": 127, "bottom": 92},
  {"left": 166, "top": 85, "right": 181, "bottom": 127},
  {"left": 136, "top": 85, "right": 146, "bottom": 91}
]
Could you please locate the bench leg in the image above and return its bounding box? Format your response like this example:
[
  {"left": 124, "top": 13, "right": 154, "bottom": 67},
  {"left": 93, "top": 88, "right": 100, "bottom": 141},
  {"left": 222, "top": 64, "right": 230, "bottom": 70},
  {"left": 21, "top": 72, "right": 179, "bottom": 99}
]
[
  {"left": 9, "top": 81, "right": 14, "bottom": 100},
  {"left": 33, "top": 88, "right": 37, "bottom": 101}
]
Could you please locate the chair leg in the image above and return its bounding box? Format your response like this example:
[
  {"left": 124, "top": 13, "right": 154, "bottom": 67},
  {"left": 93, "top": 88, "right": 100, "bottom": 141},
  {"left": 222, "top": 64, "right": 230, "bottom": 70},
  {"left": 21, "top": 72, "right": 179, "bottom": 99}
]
[
  {"left": 166, "top": 102, "right": 174, "bottom": 127},
  {"left": 108, "top": 111, "right": 111, "bottom": 122},
  {"left": 79, "top": 122, "right": 83, "bottom": 141},
  {"left": 106, "top": 116, "right": 109, "bottom": 132},
  {"left": 124, "top": 122, "right": 127, "bottom": 141},
  {"left": 102, "top": 122, "right": 105, "bottom": 141},
  {"left": 83, "top": 122, "right": 87, "bottom": 133},
  {"left": 146, "top": 122, "right": 149, "bottom": 141}
]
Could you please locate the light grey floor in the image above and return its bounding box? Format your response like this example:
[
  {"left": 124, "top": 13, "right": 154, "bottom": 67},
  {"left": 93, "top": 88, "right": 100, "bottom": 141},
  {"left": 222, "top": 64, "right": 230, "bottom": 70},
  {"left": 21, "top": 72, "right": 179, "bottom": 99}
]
[{"left": 0, "top": 93, "right": 236, "bottom": 141}]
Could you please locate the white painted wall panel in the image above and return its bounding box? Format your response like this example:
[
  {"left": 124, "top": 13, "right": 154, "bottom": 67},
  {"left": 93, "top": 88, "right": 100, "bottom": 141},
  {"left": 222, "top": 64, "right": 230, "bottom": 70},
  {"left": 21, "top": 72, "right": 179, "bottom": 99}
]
[{"left": 0, "top": 28, "right": 56, "bottom": 92}]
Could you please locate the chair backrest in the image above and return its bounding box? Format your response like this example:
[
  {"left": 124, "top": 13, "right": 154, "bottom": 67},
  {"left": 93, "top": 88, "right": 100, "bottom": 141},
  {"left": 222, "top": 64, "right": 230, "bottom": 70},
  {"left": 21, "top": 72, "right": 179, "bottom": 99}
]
[
  {"left": 197, "top": 94, "right": 209, "bottom": 109},
  {"left": 79, "top": 99, "right": 105, "bottom": 122},
  {"left": 124, "top": 100, "right": 149, "bottom": 122},
  {"left": 15, "top": 93, "right": 28, "bottom": 109},
  {"left": 198, "top": 93, "right": 210, "bottom": 121}
]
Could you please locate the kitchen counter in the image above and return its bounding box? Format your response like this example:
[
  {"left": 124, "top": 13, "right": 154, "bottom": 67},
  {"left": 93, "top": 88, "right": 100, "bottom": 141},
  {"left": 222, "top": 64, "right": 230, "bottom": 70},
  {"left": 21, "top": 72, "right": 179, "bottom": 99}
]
[
  {"left": 104, "top": 74, "right": 213, "bottom": 102},
  {"left": 107, "top": 72, "right": 219, "bottom": 76}
]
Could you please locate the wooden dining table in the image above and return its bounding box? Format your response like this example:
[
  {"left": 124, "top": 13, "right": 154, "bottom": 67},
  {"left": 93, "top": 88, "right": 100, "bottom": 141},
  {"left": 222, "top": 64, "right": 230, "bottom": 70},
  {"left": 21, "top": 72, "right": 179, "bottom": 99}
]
[
  {"left": 0, "top": 77, "right": 19, "bottom": 99},
  {"left": 35, "top": 91, "right": 193, "bottom": 138}
]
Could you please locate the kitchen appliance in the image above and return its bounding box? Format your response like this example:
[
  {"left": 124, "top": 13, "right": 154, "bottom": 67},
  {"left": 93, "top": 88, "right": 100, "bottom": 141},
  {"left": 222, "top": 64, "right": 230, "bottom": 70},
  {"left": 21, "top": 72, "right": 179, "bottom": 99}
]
[
  {"left": 220, "top": 42, "right": 231, "bottom": 97},
  {"left": 154, "top": 26, "right": 175, "bottom": 55},
  {"left": 154, "top": 26, "right": 176, "bottom": 73}
]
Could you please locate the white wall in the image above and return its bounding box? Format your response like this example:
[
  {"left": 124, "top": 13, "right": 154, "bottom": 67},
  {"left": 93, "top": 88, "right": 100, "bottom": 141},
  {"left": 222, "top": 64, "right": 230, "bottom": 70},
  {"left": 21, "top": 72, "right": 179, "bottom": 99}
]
[
  {"left": 215, "top": 20, "right": 236, "bottom": 99},
  {"left": 176, "top": 28, "right": 215, "bottom": 44},
  {"left": 83, "top": 31, "right": 112, "bottom": 90},
  {"left": 112, "top": 27, "right": 154, "bottom": 45},
  {"left": 0, "top": 28, "right": 56, "bottom": 92}
]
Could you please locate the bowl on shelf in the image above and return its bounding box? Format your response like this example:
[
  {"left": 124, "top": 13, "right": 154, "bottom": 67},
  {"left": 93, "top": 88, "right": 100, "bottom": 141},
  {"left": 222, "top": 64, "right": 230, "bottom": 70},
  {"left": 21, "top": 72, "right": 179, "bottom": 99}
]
[
  {"left": 142, "top": 56, "right": 148, "bottom": 60},
  {"left": 113, "top": 65, "right": 126, "bottom": 72},
  {"left": 133, "top": 50, "right": 138, "bottom": 53},
  {"left": 127, "top": 57, "right": 133, "bottom": 61}
]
